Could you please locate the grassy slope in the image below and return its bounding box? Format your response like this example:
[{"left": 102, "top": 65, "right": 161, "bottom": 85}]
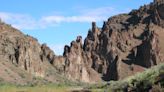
[
  {"left": 0, "top": 84, "right": 68, "bottom": 92},
  {"left": 0, "top": 77, "right": 90, "bottom": 92},
  {"left": 85, "top": 63, "right": 164, "bottom": 92},
  {"left": 100, "top": 63, "right": 164, "bottom": 92},
  {"left": 0, "top": 82, "right": 88, "bottom": 92}
]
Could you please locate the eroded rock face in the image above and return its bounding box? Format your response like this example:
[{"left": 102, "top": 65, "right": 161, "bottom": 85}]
[
  {"left": 53, "top": 0, "right": 164, "bottom": 82},
  {"left": 0, "top": 22, "right": 59, "bottom": 84},
  {"left": 0, "top": 25, "right": 39, "bottom": 77},
  {"left": 154, "top": 0, "right": 164, "bottom": 27},
  {"left": 54, "top": 36, "right": 101, "bottom": 83}
]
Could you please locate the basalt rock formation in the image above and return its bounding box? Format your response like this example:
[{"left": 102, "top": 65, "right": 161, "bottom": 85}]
[
  {"left": 53, "top": 0, "right": 164, "bottom": 82},
  {"left": 0, "top": 0, "right": 164, "bottom": 84},
  {"left": 0, "top": 21, "right": 67, "bottom": 84}
]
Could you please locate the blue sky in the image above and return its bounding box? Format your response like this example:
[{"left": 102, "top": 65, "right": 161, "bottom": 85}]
[{"left": 0, "top": 0, "right": 153, "bottom": 55}]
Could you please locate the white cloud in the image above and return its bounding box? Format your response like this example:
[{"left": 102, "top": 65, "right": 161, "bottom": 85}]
[
  {"left": 0, "top": 12, "right": 36, "bottom": 29},
  {"left": 41, "top": 15, "right": 105, "bottom": 23},
  {"left": 41, "top": 7, "right": 117, "bottom": 24},
  {"left": 0, "top": 7, "right": 129, "bottom": 30},
  {"left": 0, "top": 12, "right": 106, "bottom": 30}
]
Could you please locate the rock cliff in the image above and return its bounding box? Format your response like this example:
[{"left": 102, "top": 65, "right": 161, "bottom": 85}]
[
  {"left": 0, "top": 21, "right": 67, "bottom": 84},
  {"left": 53, "top": 0, "right": 164, "bottom": 82}
]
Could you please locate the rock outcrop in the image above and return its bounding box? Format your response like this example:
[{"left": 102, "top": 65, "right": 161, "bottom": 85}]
[
  {"left": 54, "top": 36, "right": 101, "bottom": 83},
  {"left": 53, "top": 0, "right": 164, "bottom": 82},
  {"left": 0, "top": 21, "right": 65, "bottom": 84}
]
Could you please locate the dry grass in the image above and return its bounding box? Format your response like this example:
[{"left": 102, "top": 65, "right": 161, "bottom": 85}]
[
  {"left": 104, "top": 63, "right": 164, "bottom": 91},
  {"left": 0, "top": 84, "right": 69, "bottom": 92}
]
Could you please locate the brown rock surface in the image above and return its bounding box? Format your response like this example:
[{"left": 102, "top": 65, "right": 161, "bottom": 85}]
[
  {"left": 0, "top": 22, "right": 68, "bottom": 84},
  {"left": 54, "top": 36, "right": 101, "bottom": 83},
  {"left": 53, "top": 0, "right": 164, "bottom": 82}
]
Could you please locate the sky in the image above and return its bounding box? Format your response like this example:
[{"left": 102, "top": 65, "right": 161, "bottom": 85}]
[{"left": 0, "top": 0, "right": 153, "bottom": 55}]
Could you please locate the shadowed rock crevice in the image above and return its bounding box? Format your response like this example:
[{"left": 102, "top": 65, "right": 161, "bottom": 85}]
[{"left": 157, "top": 4, "right": 164, "bottom": 19}]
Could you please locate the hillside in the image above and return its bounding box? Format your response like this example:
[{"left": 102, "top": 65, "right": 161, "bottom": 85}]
[
  {"left": 0, "top": 21, "right": 73, "bottom": 85},
  {"left": 87, "top": 63, "right": 164, "bottom": 92}
]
